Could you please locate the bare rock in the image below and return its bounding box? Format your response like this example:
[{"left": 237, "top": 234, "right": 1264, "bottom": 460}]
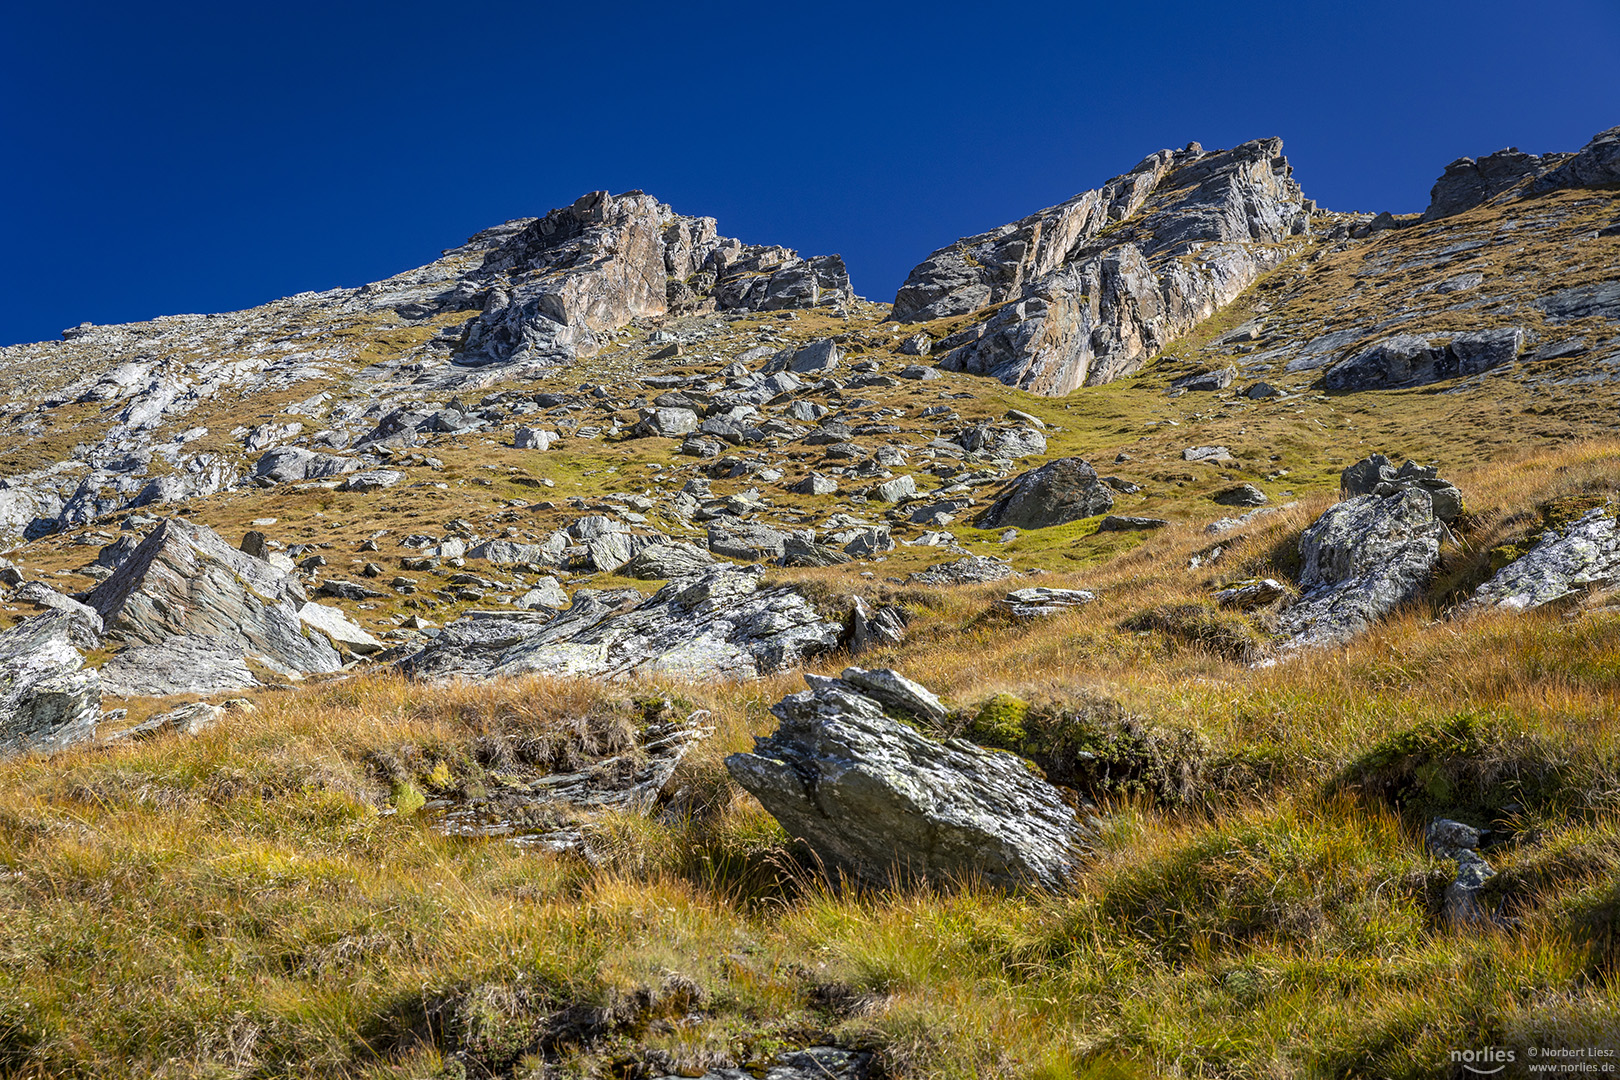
[
  {"left": 86, "top": 517, "right": 343, "bottom": 677},
  {"left": 0, "top": 613, "right": 101, "bottom": 758},
  {"left": 98, "top": 635, "right": 257, "bottom": 697},
  {"left": 907, "top": 555, "right": 1018, "bottom": 585},
  {"left": 1002, "top": 587, "right": 1096, "bottom": 617},
  {"left": 1466, "top": 505, "right": 1620, "bottom": 612},
  {"left": 977, "top": 458, "right": 1114, "bottom": 529},
  {"left": 1422, "top": 147, "right": 1546, "bottom": 221},
  {"left": 726, "top": 673, "right": 1088, "bottom": 890}
]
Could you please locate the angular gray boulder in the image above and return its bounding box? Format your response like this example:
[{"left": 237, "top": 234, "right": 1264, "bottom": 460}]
[
  {"left": 86, "top": 517, "right": 343, "bottom": 677},
  {"left": 98, "top": 635, "right": 257, "bottom": 698},
  {"left": 899, "top": 138, "right": 1308, "bottom": 394},
  {"left": 1466, "top": 505, "right": 1620, "bottom": 612},
  {"left": 1323, "top": 328, "right": 1524, "bottom": 391},
  {"left": 976, "top": 458, "right": 1114, "bottom": 529},
  {"left": 399, "top": 567, "right": 840, "bottom": 682},
  {"left": 726, "top": 672, "right": 1088, "bottom": 890},
  {"left": 1421, "top": 147, "right": 1547, "bottom": 221},
  {"left": 1275, "top": 485, "right": 1447, "bottom": 650},
  {"left": 0, "top": 613, "right": 101, "bottom": 758},
  {"left": 1340, "top": 454, "right": 1463, "bottom": 524}
]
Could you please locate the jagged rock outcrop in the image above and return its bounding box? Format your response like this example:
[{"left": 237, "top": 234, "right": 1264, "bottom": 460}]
[
  {"left": 453, "top": 191, "right": 852, "bottom": 371},
  {"left": 907, "top": 555, "right": 1019, "bottom": 585},
  {"left": 399, "top": 567, "right": 840, "bottom": 682},
  {"left": 0, "top": 614, "right": 101, "bottom": 758},
  {"left": 976, "top": 458, "right": 1114, "bottom": 529},
  {"left": 85, "top": 517, "right": 343, "bottom": 677},
  {"left": 1340, "top": 454, "right": 1463, "bottom": 524},
  {"left": 1275, "top": 485, "right": 1447, "bottom": 650},
  {"left": 1323, "top": 328, "right": 1525, "bottom": 391},
  {"left": 896, "top": 138, "right": 1309, "bottom": 394},
  {"left": 1422, "top": 148, "right": 1549, "bottom": 221},
  {"left": 1466, "top": 505, "right": 1620, "bottom": 612},
  {"left": 1532, "top": 125, "right": 1620, "bottom": 193},
  {"left": 726, "top": 671, "right": 1089, "bottom": 889}
]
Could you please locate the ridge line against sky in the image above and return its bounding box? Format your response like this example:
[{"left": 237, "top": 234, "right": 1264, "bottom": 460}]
[{"left": 2, "top": 0, "right": 1618, "bottom": 347}]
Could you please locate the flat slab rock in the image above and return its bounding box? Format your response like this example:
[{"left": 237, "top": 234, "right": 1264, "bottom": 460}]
[
  {"left": 1003, "top": 586, "right": 1096, "bottom": 617},
  {"left": 727, "top": 671, "right": 1089, "bottom": 890},
  {"left": 1466, "top": 506, "right": 1620, "bottom": 612},
  {"left": 98, "top": 634, "right": 257, "bottom": 698},
  {"left": 399, "top": 567, "right": 840, "bottom": 682},
  {"left": 907, "top": 555, "right": 1019, "bottom": 585}
]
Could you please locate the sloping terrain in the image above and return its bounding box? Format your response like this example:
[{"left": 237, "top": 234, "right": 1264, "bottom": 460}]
[{"left": 0, "top": 127, "right": 1618, "bottom": 1077}]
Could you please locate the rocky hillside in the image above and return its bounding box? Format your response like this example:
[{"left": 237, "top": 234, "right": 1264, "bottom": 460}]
[{"left": 0, "top": 126, "right": 1618, "bottom": 1078}]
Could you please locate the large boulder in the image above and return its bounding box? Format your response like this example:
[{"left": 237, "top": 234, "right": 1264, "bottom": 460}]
[
  {"left": 1340, "top": 454, "right": 1463, "bottom": 523},
  {"left": 399, "top": 567, "right": 841, "bottom": 682},
  {"left": 976, "top": 458, "right": 1115, "bottom": 529},
  {"left": 252, "top": 447, "right": 363, "bottom": 484},
  {"left": 726, "top": 671, "right": 1089, "bottom": 890},
  {"left": 1323, "top": 329, "right": 1524, "bottom": 391},
  {"left": 0, "top": 614, "right": 101, "bottom": 758},
  {"left": 1532, "top": 125, "right": 1620, "bottom": 193},
  {"left": 1275, "top": 486, "right": 1447, "bottom": 650},
  {"left": 902, "top": 138, "right": 1308, "bottom": 394},
  {"left": 1466, "top": 505, "right": 1620, "bottom": 612},
  {"left": 98, "top": 635, "right": 257, "bottom": 698},
  {"left": 85, "top": 517, "right": 343, "bottom": 677}
]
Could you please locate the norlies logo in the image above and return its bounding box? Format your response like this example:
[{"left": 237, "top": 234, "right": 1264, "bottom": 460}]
[{"left": 1453, "top": 1047, "right": 1517, "bottom": 1074}]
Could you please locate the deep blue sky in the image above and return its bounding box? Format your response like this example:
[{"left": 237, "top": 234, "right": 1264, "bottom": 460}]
[{"left": 4, "top": 1, "right": 1617, "bottom": 347}]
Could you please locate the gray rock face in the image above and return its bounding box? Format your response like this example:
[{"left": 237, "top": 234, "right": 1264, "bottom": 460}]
[
  {"left": 902, "top": 138, "right": 1308, "bottom": 394},
  {"left": 1002, "top": 587, "right": 1096, "bottom": 617},
  {"left": 976, "top": 458, "right": 1114, "bottom": 529},
  {"left": 455, "top": 191, "right": 853, "bottom": 371},
  {"left": 85, "top": 517, "right": 343, "bottom": 677},
  {"left": 0, "top": 614, "right": 101, "bottom": 758},
  {"left": 399, "top": 567, "right": 840, "bottom": 682},
  {"left": 764, "top": 338, "right": 842, "bottom": 376},
  {"left": 1532, "top": 125, "right": 1620, "bottom": 193},
  {"left": 1421, "top": 148, "right": 1546, "bottom": 221},
  {"left": 631, "top": 407, "right": 699, "bottom": 438},
  {"left": 1212, "top": 483, "right": 1268, "bottom": 507},
  {"left": 1324, "top": 328, "right": 1524, "bottom": 390},
  {"left": 14, "top": 581, "right": 103, "bottom": 634},
  {"left": 1276, "top": 486, "right": 1445, "bottom": 650},
  {"left": 1466, "top": 506, "right": 1620, "bottom": 612},
  {"left": 1171, "top": 366, "right": 1236, "bottom": 392},
  {"left": 1097, "top": 515, "right": 1169, "bottom": 531},
  {"left": 955, "top": 423, "right": 1046, "bottom": 459},
  {"left": 252, "top": 447, "right": 363, "bottom": 484},
  {"left": 1536, "top": 281, "right": 1620, "bottom": 323},
  {"left": 622, "top": 542, "right": 716, "bottom": 580},
  {"left": 726, "top": 672, "right": 1088, "bottom": 890},
  {"left": 98, "top": 635, "right": 257, "bottom": 698},
  {"left": 1340, "top": 454, "right": 1463, "bottom": 524},
  {"left": 707, "top": 522, "right": 793, "bottom": 562}
]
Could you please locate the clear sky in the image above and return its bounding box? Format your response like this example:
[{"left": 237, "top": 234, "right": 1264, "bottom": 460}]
[{"left": 3, "top": 0, "right": 1617, "bottom": 347}]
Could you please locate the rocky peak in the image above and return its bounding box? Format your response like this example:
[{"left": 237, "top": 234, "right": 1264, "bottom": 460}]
[{"left": 893, "top": 137, "right": 1309, "bottom": 395}]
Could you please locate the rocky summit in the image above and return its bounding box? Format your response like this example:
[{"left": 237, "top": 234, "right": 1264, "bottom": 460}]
[{"left": 3, "top": 124, "right": 1620, "bottom": 1078}]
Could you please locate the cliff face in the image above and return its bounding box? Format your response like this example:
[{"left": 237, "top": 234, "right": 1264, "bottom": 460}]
[{"left": 893, "top": 138, "right": 1311, "bottom": 394}]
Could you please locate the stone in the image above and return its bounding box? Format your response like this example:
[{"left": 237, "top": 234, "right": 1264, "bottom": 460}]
[
  {"left": 0, "top": 614, "right": 101, "bottom": 758},
  {"left": 340, "top": 469, "right": 405, "bottom": 492},
  {"left": 622, "top": 543, "right": 716, "bottom": 580},
  {"left": 299, "top": 602, "right": 385, "bottom": 655},
  {"left": 707, "top": 522, "right": 792, "bottom": 562},
  {"left": 1211, "top": 484, "right": 1268, "bottom": 507},
  {"left": 834, "top": 666, "right": 948, "bottom": 723},
  {"left": 1466, "top": 505, "right": 1620, "bottom": 612},
  {"left": 109, "top": 701, "right": 225, "bottom": 742},
  {"left": 631, "top": 407, "right": 699, "bottom": 438},
  {"left": 1325, "top": 329, "right": 1524, "bottom": 390},
  {"left": 1171, "top": 366, "right": 1237, "bottom": 392},
  {"left": 399, "top": 567, "right": 841, "bottom": 682},
  {"left": 98, "top": 635, "right": 257, "bottom": 697},
  {"left": 85, "top": 517, "right": 343, "bottom": 677},
  {"left": 976, "top": 458, "right": 1114, "bottom": 530},
  {"left": 764, "top": 338, "right": 842, "bottom": 376},
  {"left": 240, "top": 530, "right": 270, "bottom": 559},
  {"left": 1340, "top": 455, "right": 1463, "bottom": 524},
  {"left": 252, "top": 447, "right": 362, "bottom": 484},
  {"left": 955, "top": 423, "right": 1046, "bottom": 459},
  {"left": 648, "top": 1048, "right": 874, "bottom": 1080},
  {"left": 1002, "top": 587, "right": 1096, "bottom": 617},
  {"left": 898, "top": 363, "right": 939, "bottom": 380},
  {"left": 15, "top": 581, "right": 104, "bottom": 634},
  {"left": 1426, "top": 818, "right": 1487, "bottom": 860},
  {"left": 317, "top": 579, "right": 386, "bottom": 601},
  {"left": 1097, "top": 515, "right": 1169, "bottom": 531},
  {"left": 1243, "top": 381, "right": 1279, "bottom": 399},
  {"left": 1422, "top": 147, "right": 1546, "bottom": 221},
  {"left": 780, "top": 535, "right": 853, "bottom": 568},
  {"left": 726, "top": 673, "right": 1088, "bottom": 890},
  {"left": 908, "top": 555, "right": 1018, "bottom": 585},
  {"left": 1275, "top": 486, "right": 1446, "bottom": 650},
  {"left": 1183, "top": 445, "right": 1234, "bottom": 463},
  {"left": 845, "top": 596, "right": 909, "bottom": 655},
  {"left": 898, "top": 333, "right": 933, "bottom": 356},
  {"left": 872, "top": 475, "right": 916, "bottom": 503},
  {"left": 467, "top": 539, "right": 562, "bottom": 567},
  {"left": 909, "top": 138, "right": 1308, "bottom": 394},
  {"left": 789, "top": 473, "right": 837, "bottom": 496},
  {"left": 515, "top": 576, "right": 570, "bottom": 609},
  {"left": 842, "top": 526, "right": 895, "bottom": 558},
  {"left": 513, "top": 427, "right": 559, "bottom": 450},
  {"left": 1213, "top": 578, "right": 1288, "bottom": 610},
  {"left": 1445, "top": 849, "right": 1496, "bottom": 924},
  {"left": 1536, "top": 281, "right": 1620, "bottom": 323},
  {"left": 1532, "top": 125, "right": 1620, "bottom": 193}
]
